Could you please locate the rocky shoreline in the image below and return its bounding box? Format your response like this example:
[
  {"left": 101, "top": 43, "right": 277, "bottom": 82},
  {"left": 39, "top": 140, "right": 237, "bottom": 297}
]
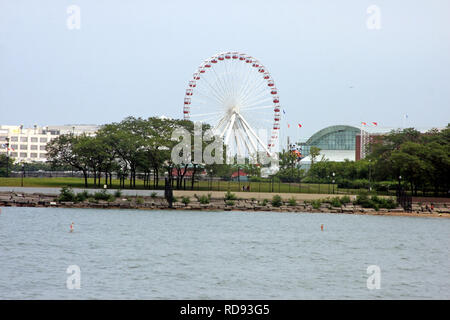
[{"left": 1, "top": 191, "right": 449, "bottom": 218}]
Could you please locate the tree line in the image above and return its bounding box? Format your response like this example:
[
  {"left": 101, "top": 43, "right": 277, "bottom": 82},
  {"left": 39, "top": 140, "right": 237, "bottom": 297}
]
[{"left": 275, "top": 126, "right": 450, "bottom": 195}]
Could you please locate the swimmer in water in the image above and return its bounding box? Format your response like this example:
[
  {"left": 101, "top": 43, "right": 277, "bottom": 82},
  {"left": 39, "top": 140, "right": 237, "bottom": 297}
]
[{"left": 70, "top": 222, "right": 74, "bottom": 233}]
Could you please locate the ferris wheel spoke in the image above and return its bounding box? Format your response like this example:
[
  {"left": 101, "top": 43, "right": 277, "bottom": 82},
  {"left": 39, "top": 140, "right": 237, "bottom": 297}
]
[
  {"left": 240, "top": 78, "right": 267, "bottom": 106},
  {"left": 188, "top": 110, "right": 224, "bottom": 118},
  {"left": 241, "top": 96, "right": 274, "bottom": 109},
  {"left": 240, "top": 73, "right": 267, "bottom": 98},
  {"left": 240, "top": 105, "right": 274, "bottom": 111},
  {"left": 210, "top": 65, "right": 231, "bottom": 100},
  {"left": 194, "top": 88, "right": 225, "bottom": 106},
  {"left": 199, "top": 77, "right": 227, "bottom": 104}
]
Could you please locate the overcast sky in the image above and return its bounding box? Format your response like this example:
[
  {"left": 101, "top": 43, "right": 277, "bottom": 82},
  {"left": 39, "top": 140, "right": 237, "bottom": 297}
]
[{"left": 1, "top": 0, "right": 449, "bottom": 139}]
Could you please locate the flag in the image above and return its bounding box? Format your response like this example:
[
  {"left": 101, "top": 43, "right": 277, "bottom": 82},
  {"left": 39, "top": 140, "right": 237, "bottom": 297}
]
[
  {"left": 372, "top": 122, "right": 378, "bottom": 126},
  {"left": 298, "top": 124, "right": 302, "bottom": 128},
  {"left": 283, "top": 110, "right": 286, "bottom": 114},
  {"left": 287, "top": 123, "right": 290, "bottom": 128},
  {"left": 405, "top": 114, "right": 408, "bottom": 119},
  {"left": 361, "top": 122, "right": 367, "bottom": 125}
]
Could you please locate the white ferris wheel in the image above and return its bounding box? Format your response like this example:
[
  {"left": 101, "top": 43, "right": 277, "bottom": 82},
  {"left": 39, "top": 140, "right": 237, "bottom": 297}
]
[{"left": 183, "top": 51, "right": 281, "bottom": 161}]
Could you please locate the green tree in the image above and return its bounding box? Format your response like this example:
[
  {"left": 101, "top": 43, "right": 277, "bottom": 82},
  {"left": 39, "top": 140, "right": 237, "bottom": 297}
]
[{"left": 0, "top": 154, "right": 14, "bottom": 177}]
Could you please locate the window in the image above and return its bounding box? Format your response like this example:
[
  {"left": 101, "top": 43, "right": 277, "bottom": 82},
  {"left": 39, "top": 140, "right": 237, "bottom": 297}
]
[
  {"left": 10, "top": 152, "right": 18, "bottom": 157},
  {"left": 39, "top": 154, "right": 46, "bottom": 158},
  {"left": 11, "top": 136, "right": 18, "bottom": 142},
  {"left": 0, "top": 136, "right": 6, "bottom": 141},
  {"left": 11, "top": 144, "right": 18, "bottom": 150},
  {"left": 20, "top": 144, "right": 28, "bottom": 150},
  {"left": 40, "top": 145, "right": 46, "bottom": 151},
  {"left": 40, "top": 137, "right": 47, "bottom": 143},
  {"left": 30, "top": 153, "right": 38, "bottom": 158},
  {"left": 30, "top": 145, "right": 38, "bottom": 150},
  {"left": 31, "top": 137, "right": 38, "bottom": 142},
  {"left": 20, "top": 152, "right": 27, "bottom": 158},
  {"left": 20, "top": 137, "right": 28, "bottom": 142}
]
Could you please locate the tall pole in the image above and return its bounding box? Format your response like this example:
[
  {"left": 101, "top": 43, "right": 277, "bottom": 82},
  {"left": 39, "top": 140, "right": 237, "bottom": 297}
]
[
  {"left": 332, "top": 172, "right": 335, "bottom": 194},
  {"left": 5, "top": 137, "right": 10, "bottom": 178},
  {"left": 21, "top": 163, "right": 25, "bottom": 187},
  {"left": 238, "top": 166, "right": 240, "bottom": 191}
]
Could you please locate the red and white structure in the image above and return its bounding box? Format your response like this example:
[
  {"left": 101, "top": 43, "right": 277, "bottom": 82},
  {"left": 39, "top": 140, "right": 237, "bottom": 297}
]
[{"left": 183, "top": 51, "right": 281, "bottom": 159}]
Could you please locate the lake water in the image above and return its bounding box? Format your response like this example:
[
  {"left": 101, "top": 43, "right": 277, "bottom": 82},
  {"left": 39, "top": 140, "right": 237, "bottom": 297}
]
[{"left": 0, "top": 207, "right": 449, "bottom": 299}]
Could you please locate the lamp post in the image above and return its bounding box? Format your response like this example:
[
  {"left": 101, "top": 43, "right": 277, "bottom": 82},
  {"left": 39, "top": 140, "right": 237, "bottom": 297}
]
[
  {"left": 327, "top": 175, "right": 330, "bottom": 194},
  {"left": 332, "top": 172, "right": 335, "bottom": 194},
  {"left": 368, "top": 159, "right": 372, "bottom": 192},
  {"left": 237, "top": 166, "right": 240, "bottom": 192},
  {"left": 5, "top": 137, "right": 10, "bottom": 177},
  {"left": 21, "top": 163, "right": 25, "bottom": 187}
]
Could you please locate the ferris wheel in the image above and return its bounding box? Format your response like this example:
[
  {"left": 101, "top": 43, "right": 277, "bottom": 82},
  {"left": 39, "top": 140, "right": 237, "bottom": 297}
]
[{"left": 183, "top": 51, "right": 281, "bottom": 160}]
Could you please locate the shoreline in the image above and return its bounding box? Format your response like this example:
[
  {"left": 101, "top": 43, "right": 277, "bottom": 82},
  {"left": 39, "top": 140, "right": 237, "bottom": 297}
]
[{"left": 1, "top": 191, "right": 449, "bottom": 219}]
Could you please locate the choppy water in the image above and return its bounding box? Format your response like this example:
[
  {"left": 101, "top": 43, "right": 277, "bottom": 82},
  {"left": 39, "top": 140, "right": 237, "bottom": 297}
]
[{"left": 0, "top": 207, "right": 448, "bottom": 299}]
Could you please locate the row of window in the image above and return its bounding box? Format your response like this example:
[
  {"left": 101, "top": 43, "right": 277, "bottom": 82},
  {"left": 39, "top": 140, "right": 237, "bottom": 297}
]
[
  {"left": 7, "top": 152, "right": 46, "bottom": 159},
  {"left": 8, "top": 144, "right": 47, "bottom": 151},
  {"left": 1, "top": 136, "right": 49, "bottom": 143}
]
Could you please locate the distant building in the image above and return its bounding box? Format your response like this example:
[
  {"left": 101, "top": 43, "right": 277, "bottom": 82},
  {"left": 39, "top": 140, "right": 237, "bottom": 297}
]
[
  {"left": 0, "top": 124, "right": 99, "bottom": 163},
  {"left": 298, "top": 125, "right": 360, "bottom": 170}
]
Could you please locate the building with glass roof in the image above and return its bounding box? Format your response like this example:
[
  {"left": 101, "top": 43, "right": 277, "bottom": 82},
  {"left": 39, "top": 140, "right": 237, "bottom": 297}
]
[{"left": 298, "top": 125, "right": 360, "bottom": 170}]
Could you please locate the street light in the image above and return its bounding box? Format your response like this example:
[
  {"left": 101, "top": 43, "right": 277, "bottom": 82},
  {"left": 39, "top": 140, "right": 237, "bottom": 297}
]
[
  {"left": 21, "top": 163, "right": 25, "bottom": 187},
  {"left": 5, "top": 137, "right": 10, "bottom": 177},
  {"left": 332, "top": 172, "right": 335, "bottom": 194},
  {"left": 368, "top": 159, "right": 372, "bottom": 192},
  {"left": 237, "top": 166, "right": 241, "bottom": 192}
]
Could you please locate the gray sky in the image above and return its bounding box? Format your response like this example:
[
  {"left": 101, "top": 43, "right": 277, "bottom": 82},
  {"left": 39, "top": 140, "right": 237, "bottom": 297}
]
[{"left": 1, "top": 0, "right": 449, "bottom": 139}]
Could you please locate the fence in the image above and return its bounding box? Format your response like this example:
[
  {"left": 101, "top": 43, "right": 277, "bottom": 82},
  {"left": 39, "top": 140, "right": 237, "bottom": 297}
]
[{"left": 4, "top": 170, "right": 448, "bottom": 197}]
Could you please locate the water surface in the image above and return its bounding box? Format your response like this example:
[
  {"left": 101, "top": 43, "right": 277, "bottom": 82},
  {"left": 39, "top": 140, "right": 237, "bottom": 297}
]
[{"left": 0, "top": 207, "right": 448, "bottom": 299}]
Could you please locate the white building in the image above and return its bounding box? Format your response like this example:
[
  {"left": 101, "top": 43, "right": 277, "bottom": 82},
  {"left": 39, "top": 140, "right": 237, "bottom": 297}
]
[{"left": 0, "top": 124, "right": 99, "bottom": 163}]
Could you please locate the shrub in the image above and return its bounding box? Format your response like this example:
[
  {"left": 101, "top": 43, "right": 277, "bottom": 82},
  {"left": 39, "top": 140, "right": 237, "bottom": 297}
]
[
  {"left": 271, "top": 195, "right": 282, "bottom": 207},
  {"left": 330, "top": 197, "right": 342, "bottom": 207},
  {"left": 181, "top": 196, "right": 190, "bottom": 206},
  {"left": 114, "top": 189, "right": 122, "bottom": 198},
  {"left": 150, "top": 192, "right": 157, "bottom": 198},
  {"left": 75, "top": 190, "right": 89, "bottom": 202},
  {"left": 136, "top": 196, "right": 144, "bottom": 205},
  {"left": 198, "top": 195, "right": 210, "bottom": 204},
  {"left": 225, "top": 200, "right": 235, "bottom": 206},
  {"left": 311, "top": 199, "right": 321, "bottom": 209},
  {"left": 225, "top": 191, "right": 237, "bottom": 201},
  {"left": 93, "top": 189, "right": 114, "bottom": 201},
  {"left": 58, "top": 186, "right": 76, "bottom": 202},
  {"left": 340, "top": 195, "right": 351, "bottom": 205},
  {"left": 354, "top": 193, "right": 397, "bottom": 209},
  {"left": 88, "top": 197, "right": 98, "bottom": 203},
  {"left": 287, "top": 198, "right": 297, "bottom": 206},
  {"left": 261, "top": 199, "right": 269, "bottom": 206}
]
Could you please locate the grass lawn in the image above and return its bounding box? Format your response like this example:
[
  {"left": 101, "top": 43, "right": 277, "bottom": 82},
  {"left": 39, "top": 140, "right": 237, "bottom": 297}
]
[{"left": 0, "top": 177, "right": 342, "bottom": 194}]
